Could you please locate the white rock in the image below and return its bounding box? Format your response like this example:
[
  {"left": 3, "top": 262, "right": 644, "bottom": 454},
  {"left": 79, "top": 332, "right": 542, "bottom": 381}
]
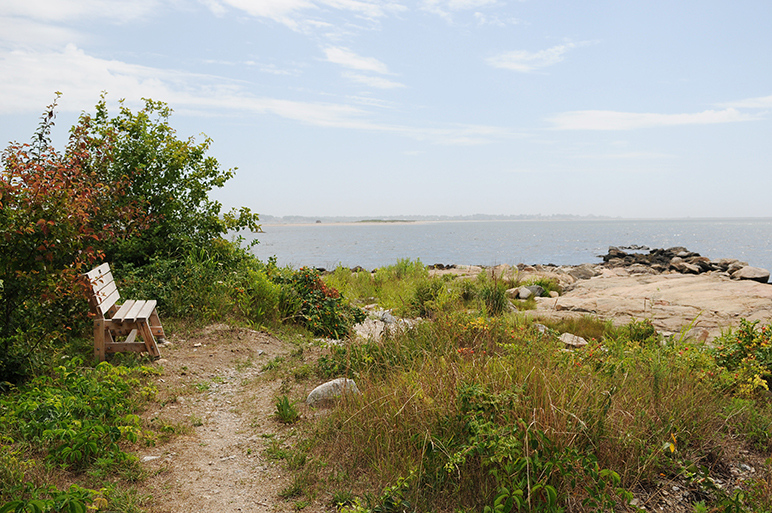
[
  {"left": 306, "top": 378, "right": 360, "bottom": 406},
  {"left": 559, "top": 332, "right": 588, "bottom": 348}
]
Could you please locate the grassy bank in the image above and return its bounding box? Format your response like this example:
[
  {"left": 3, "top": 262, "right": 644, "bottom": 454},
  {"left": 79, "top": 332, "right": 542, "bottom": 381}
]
[{"left": 264, "top": 260, "right": 772, "bottom": 513}]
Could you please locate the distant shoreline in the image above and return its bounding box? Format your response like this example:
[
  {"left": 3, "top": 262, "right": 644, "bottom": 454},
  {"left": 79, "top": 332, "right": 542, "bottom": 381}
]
[{"left": 259, "top": 217, "right": 772, "bottom": 228}]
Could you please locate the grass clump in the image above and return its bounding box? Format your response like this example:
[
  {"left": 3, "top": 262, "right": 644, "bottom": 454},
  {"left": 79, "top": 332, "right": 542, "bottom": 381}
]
[{"left": 275, "top": 395, "right": 301, "bottom": 424}]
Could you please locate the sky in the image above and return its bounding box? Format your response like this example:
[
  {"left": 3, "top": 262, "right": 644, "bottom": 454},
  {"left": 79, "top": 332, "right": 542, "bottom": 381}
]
[{"left": 1, "top": 0, "right": 771, "bottom": 219}]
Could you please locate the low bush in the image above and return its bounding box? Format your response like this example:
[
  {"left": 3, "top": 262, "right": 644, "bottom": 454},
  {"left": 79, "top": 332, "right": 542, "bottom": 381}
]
[{"left": 286, "top": 267, "right": 365, "bottom": 339}]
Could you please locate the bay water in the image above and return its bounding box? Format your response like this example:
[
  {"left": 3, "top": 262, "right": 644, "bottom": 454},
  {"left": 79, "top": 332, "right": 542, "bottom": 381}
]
[{"left": 246, "top": 218, "right": 772, "bottom": 278}]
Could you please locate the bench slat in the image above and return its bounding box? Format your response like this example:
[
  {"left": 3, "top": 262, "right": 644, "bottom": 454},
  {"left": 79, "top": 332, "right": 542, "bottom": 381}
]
[
  {"left": 123, "top": 301, "right": 146, "bottom": 323},
  {"left": 98, "top": 288, "right": 121, "bottom": 316},
  {"left": 111, "top": 300, "right": 136, "bottom": 322},
  {"left": 136, "top": 300, "right": 157, "bottom": 320},
  {"left": 93, "top": 278, "right": 117, "bottom": 299},
  {"left": 85, "top": 263, "right": 110, "bottom": 281}
]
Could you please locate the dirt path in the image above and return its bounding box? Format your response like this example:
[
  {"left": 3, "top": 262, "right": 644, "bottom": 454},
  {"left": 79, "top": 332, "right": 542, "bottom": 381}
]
[{"left": 134, "top": 324, "right": 325, "bottom": 513}]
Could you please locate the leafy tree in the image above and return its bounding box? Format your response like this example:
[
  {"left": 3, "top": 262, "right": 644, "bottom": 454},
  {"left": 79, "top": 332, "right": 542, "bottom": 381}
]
[
  {"left": 0, "top": 96, "right": 142, "bottom": 382},
  {"left": 77, "top": 95, "right": 260, "bottom": 266}
]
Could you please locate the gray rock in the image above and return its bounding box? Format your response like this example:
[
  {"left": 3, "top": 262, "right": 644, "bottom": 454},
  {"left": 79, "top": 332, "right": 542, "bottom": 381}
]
[
  {"left": 526, "top": 285, "right": 545, "bottom": 297},
  {"left": 568, "top": 264, "right": 598, "bottom": 281},
  {"left": 559, "top": 332, "right": 588, "bottom": 348},
  {"left": 732, "top": 266, "right": 770, "bottom": 283},
  {"left": 380, "top": 310, "right": 397, "bottom": 324},
  {"left": 670, "top": 257, "right": 700, "bottom": 274},
  {"left": 306, "top": 378, "right": 360, "bottom": 406},
  {"left": 518, "top": 287, "right": 534, "bottom": 300}
]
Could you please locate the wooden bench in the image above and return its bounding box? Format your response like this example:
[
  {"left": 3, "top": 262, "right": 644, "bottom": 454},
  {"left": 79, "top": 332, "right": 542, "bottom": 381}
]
[{"left": 84, "top": 263, "right": 166, "bottom": 361}]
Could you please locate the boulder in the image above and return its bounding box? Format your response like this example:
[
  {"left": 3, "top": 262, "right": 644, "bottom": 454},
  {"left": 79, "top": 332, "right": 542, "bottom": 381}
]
[
  {"left": 569, "top": 264, "right": 598, "bottom": 281},
  {"left": 306, "top": 378, "right": 360, "bottom": 406},
  {"left": 670, "top": 257, "right": 700, "bottom": 274},
  {"left": 559, "top": 332, "right": 588, "bottom": 348},
  {"left": 526, "top": 285, "right": 545, "bottom": 298},
  {"left": 732, "top": 266, "right": 770, "bottom": 283},
  {"left": 518, "top": 287, "right": 534, "bottom": 300}
]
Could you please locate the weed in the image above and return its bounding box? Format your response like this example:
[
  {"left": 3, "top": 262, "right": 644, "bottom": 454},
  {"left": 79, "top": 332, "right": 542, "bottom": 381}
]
[
  {"left": 193, "top": 381, "right": 211, "bottom": 392},
  {"left": 262, "top": 356, "right": 285, "bottom": 372},
  {"left": 294, "top": 364, "right": 313, "bottom": 381},
  {"left": 279, "top": 478, "right": 304, "bottom": 500},
  {"left": 332, "top": 489, "right": 356, "bottom": 508},
  {"left": 275, "top": 395, "right": 300, "bottom": 424}
]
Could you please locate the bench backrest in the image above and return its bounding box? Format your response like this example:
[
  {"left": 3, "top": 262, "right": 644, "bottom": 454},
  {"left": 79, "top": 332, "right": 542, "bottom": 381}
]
[{"left": 84, "top": 263, "right": 121, "bottom": 318}]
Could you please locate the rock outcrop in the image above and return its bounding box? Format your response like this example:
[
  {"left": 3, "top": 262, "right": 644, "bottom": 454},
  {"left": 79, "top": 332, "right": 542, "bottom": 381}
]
[{"left": 600, "top": 246, "right": 766, "bottom": 282}]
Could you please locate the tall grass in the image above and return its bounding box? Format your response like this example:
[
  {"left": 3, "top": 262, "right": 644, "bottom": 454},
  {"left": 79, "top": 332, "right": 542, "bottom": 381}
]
[{"left": 307, "top": 311, "right": 772, "bottom": 511}]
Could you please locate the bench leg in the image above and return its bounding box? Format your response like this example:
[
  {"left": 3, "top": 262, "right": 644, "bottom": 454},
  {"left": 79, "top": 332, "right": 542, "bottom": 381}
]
[
  {"left": 94, "top": 319, "right": 106, "bottom": 362},
  {"left": 149, "top": 309, "right": 166, "bottom": 342},
  {"left": 139, "top": 320, "right": 161, "bottom": 358}
]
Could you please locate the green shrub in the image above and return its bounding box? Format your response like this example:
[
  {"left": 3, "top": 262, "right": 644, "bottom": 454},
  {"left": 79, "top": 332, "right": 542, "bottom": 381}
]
[
  {"left": 238, "top": 268, "right": 281, "bottom": 325},
  {"left": 711, "top": 320, "right": 772, "bottom": 398},
  {"left": 0, "top": 360, "right": 154, "bottom": 472},
  {"left": 618, "top": 318, "right": 660, "bottom": 346},
  {"left": 287, "top": 267, "right": 365, "bottom": 339},
  {"left": 409, "top": 278, "right": 445, "bottom": 317}
]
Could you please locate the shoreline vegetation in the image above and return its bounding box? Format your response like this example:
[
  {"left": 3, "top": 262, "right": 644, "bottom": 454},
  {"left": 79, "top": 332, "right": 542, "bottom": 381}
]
[{"left": 4, "top": 99, "right": 772, "bottom": 512}]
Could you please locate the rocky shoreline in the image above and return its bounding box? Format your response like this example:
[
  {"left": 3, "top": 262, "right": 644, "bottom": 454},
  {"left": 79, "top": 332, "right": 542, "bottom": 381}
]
[
  {"left": 429, "top": 246, "right": 771, "bottom": 342},
  {"left": 327, "top": 246, "right": 772, "bottom": 342}
]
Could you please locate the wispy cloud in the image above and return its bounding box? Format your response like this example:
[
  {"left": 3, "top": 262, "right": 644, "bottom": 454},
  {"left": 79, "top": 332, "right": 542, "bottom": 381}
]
[
  {"left": 0, "top": 0, "right": 159, "bottom": 22},
  {"left": 487, "top": 42, "right": 586, "bottom": 73},
  {"left": 422, "top": 0, "right": 498, "bottom": 21},
  {"left": 0, "top": 16, "right": 81, "bottom": 47},
  {"left": 548, "top": 108, "right": 757, "bottom": 130},
  {"left": 324, "top": 46, "right": 405, "bottom": 89},
  {"left": 214, "top": 0, "right": 407, "bottom": 29},
  {"left": 473, "top": 11, "right": 521, "bottom": 27},
  {"left": 324, "top": 46, "right": 390, "bottom": 73},
  {"left": 343, "top": 72, "right": 405, "bottom": 89},
  {"left": 717, "top": 94, "right": 772, "bottom": 109},
  {"left": 574, "top": 152, "right": 674, "bottom": 159},
  {"left": 0, "top": 44, "right": 509, "bottom": 145}
]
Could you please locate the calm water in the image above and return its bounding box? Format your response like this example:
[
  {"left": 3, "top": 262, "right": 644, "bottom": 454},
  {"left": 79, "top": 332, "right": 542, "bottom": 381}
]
[{"left": 247, "top": 219, "right": 772, "bottom": 277}]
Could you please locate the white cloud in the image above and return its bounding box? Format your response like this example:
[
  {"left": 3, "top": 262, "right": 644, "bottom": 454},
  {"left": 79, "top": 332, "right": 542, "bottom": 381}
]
[
  {"left": 422, "top": 0, "right": 497, "bottom": 21},
  {"left": 343, "top": 72, "right": 405, "bottom": 88},
  {"left": 574, "top": 152, "right": 674, "bottom": 159},
  {"left": 718, "top": 94, "right": 772, "bottom": 109},
  {"left": 548, "top": 108, "right": 757, "bottom": 130},
  {"left": 324, "top": 46, "right": 390, "bottom": 73},
  {"left": 487, "top": 43, "right": 583, "bottom": 72},
  {"left": 473, "top": 11, "right": 520, "bottom": 27},
  {"left": 0, "top": 0, "right": 159, "bottom": 22},
  {"left": 0, "top": 45, "right": 510, "bottom": 145},
  {"left": 0, "top": 16, "right": 81, "bottom": 47},
  {"left": 217, "top": 0, "right": 406, "bottom": 28}
]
